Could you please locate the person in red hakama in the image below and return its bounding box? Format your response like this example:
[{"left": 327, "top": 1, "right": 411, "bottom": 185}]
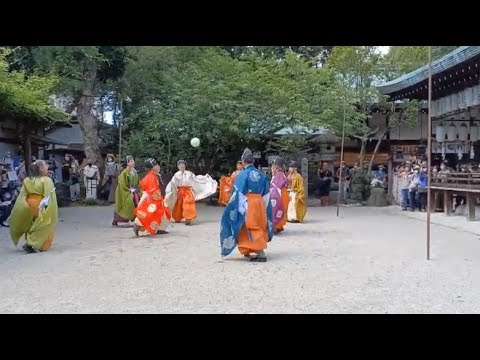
[{"left": 133, "top": 158, "right": 171, "bottom": 236}]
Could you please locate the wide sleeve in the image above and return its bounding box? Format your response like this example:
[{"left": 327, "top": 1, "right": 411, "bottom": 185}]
[
  {"left": 279, "top": 172, "right": 288, "bottom": 188},
  {"left": 42, "top": 176, "right": 55, "bottom": 196},
  {"left": 118, "top": 169, "right": 130, "bottom": 192},
  {"left": 170, "top": 172, "right": 180, "bottom": 187},
  {"left": 140, "top": 173, "right": 154, "bottom": 194},
  {"left": 235, "top": 171, "right": 248, "bottom": 195},
  {"left": 142, "top": 173, "right": 161, "bottom": 199},
  {"left": 293, "top": 174, "right": 305, "bottom": 199},
  {"left": 8, "top": 184, "right": 32, "bottom": 245}
]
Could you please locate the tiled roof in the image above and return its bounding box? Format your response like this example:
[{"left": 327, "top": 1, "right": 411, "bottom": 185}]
[{"left": 377, "top": 46, "right": 480, "bottom": 95}]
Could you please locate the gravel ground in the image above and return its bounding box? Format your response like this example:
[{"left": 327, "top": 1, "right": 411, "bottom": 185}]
[{"left": 1, "top": 204, "right": 479, "bottom": 314}]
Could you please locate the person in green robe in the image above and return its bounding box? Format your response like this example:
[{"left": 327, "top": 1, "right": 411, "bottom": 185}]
[
  {"left": 9, "top": 160, "right": 58, "bottom": 253},
  {"left": 112, "top": 156, "right": 141, "bottom": 226}
]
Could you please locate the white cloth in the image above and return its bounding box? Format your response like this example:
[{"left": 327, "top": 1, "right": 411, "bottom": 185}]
[
  {"left": 238, "top": 191, "right": 247, "bottom": 215},
  {"left": 165, "top": 173, "right": 218, "bottom": 211},
  {"left": 287, "top": 191, "right": 298, "bottom": 221},
  {"left": 38, "top": 189, "right": 55, "bottom": 211},
  {"left": 172, "top": 170, "right": 195, "bottom": 187},
  {"left": 192, "top": 174, "right": 217, "bottom": 201},
  {"left": 83, "top": 165, "right": 99, "bottom": 179}
]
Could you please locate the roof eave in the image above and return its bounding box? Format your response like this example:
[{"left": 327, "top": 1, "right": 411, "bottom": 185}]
[{"left": 376, "top": 46, "right": 480, "bottom": 96}]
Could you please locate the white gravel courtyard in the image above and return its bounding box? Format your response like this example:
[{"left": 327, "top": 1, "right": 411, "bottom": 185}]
[{"left": 1, "top": 204, "right": 479, "bottom": 314}]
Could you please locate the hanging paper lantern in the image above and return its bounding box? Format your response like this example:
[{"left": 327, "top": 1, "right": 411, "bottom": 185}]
[
  {"left": 474, "top": 85, "right": 480, "bottom": 106},
  {"left": 447, "top": 122, "right": 457, "bottom": 141},
  {"left": 470, "top": 123, "right": 479, "bottom": 142},
  {"left": 458, "top": 123, "right": 469, "bottom": 141},
  {"left": 435, "top": 122, "right": 446, "bottom": 142},
  {"left": 465, "top": 87, "right": 474, "bottom": 107}
]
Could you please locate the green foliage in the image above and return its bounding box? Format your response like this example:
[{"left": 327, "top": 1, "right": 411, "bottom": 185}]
[
  {"left": 327, "top": 46, "right": 424, "bottom": 137},
  {"left": 327, "top": 46, "right": 383, "bottom": 106},
  {"left": 266, "top": 135, "right": 310, "bottom": 156},
  {"left": 398, "top": 99, "right": 421, "bottom": 128},
  {"left": 0, "top": 51, "right": 67, "bottom": 124},
  {"left": 223, "top": 46, "right": 333, "bottom": 65},
  {"left": 122, "top": 47, "right": 356, "bottom": 171},
  {"left": 326, "top": 46, "right": 385, "bottom": 136},
  {"left": 32, "top": 46, "right": 127, "bottom": 96},
  {"left": 383, "top": 46, "right": 460, "bottom": 79}
]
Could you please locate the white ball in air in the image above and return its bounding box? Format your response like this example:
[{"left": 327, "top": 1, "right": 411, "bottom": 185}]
[{"left": 190, "top": 137, "right": 200, "bottom": 148}]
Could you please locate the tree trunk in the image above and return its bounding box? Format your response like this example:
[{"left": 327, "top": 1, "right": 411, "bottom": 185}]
[
  {"left": 358, "top": 140, "right": 366, "bottom": 167},
  {"left": 368, "top": 131, "right": 386, "bottom": 174},
  {"left": 368, "top": 111, "right": 393, "bottom": 173},
  {"left": 23, "top": 131, "right": 32, "bottom": 176},
  {"left": 76, "top": 59, "right": 105, "bottom": 183}
]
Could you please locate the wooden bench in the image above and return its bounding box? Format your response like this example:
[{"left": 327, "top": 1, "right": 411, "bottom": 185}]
[{"left": 430, "top": 172, "right": 480, "bottom": 221}]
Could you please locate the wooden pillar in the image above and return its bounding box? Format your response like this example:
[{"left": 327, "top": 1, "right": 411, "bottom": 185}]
[
  {"left": 387, "top": 158, "right": 393, "bottom": 202},
  {"left": 301, "top": 157, "right": 308, "bottom": 200},
  {"left": 52, "top": 143, "right": 56, "bottom": 181},
  {"left": 466, "top": 192, "right": 476, "bottom": 221},
  {"left": 429, "top": 189, "right": 437, "bottom": 212},
  {"left": 444, "top": 190, "right": 453, "bottom": 216},
  {"left": 434, "top": 190, "right": 441, "bottom": 211}
]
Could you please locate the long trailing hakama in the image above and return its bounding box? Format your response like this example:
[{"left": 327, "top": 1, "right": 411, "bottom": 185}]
[
  {"left": 270, "top": 170, "right": 288, "bottom": 233},
  {"left": 114, "top": 168, "right": 141, "bottom": 223},
  {"left": 220, "top": 165, "right": 274, "bottom": 257},
  {"left": 9, "top": 176, "right": 58, "bottom": 251},
  {"left": 287, "top": 172, "right": 307, "bottom": 223},
  {"left": 165, "top": 172, "right": 217, "bottom": 223},
  {"left": 134, "top": 170, "right": 171, "bottom": 235}
]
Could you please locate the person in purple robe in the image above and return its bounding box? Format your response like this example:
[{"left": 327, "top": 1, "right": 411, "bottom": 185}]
[{"left": 269, "top": 157, "right": 289, "bottom": 234}]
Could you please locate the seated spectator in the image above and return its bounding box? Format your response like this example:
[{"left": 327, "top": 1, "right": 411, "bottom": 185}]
[{"left": 0, "top": 187, "right": 12, "bottom": 227}]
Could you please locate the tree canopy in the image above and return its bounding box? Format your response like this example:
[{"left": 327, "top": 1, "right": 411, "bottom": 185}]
[
  {"left": 0, "top": 45, "right": 454, "bottom": 176},
  {"left": 0, "top": 51, "right": 66, "bottom": 123},
  {"left": 383, "top": 46, "right": 460, "bottom": 79},
  {"left": 121, "top": 46, "right": 360, "bottom": 171}
]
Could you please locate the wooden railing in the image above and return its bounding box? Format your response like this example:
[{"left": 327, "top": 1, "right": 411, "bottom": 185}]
[
  {"left": 430, "top": 172, "right": 480, "bottom": 192},
  {"left": 429, "top": 172, "right": 480, "bottom": 221}
]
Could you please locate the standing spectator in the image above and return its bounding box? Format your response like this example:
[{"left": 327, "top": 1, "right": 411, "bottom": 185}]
[
  {"left": 62, "top": 154, "right": 71, "bottom": 182},
  {"left": 375, "top": 164, "right": 387, "bottom": 182},
  {"left": 82, "top": 158, "right": 100, "bottom": 200},
  {"left": 62, "top": 154, "right": 80, "bottom": 201},
  {"left": 15, "top": 160, "right": 27, "bottom": 183},
  {"left": 100, "top": 154, "right": 120, "bottom": 202},
  {"left": 335, "top": 161, "right": 350, "bottom": 202},
  {"left": 2, "top": 152, "right": 13, "bottom": 171},
  {"left": 408, "top": 165, "right": 421, "bottom": 211},
  {"left": 416, "top": 166, "right": 428, "bottom": 211},
  {"left": 351, "top": 162, "right": 359, "bottom": 175},
  {"left": 398, "top": 164, "right": 411, "bottom": 211},
  {"left": 318, "top": 161, "right": 333, "bottom": 206}
]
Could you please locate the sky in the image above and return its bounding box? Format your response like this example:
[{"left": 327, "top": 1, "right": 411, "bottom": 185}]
[
  {"left": 104, "top": 111, "right": 113, "bottom": 124},
  {"left": 378, "top": 46, "right": 390, "bottom": 55},
  {"left": 103, "top": 46, "right": 391, "bottom": 125}
]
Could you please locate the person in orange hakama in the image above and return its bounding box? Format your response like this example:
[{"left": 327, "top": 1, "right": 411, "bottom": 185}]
[
  {"left": 168, "top": 160, "right": 197, "bottom": 226},
  {"left": 218, "top": 160, "right": 243, "bottom": 206},
  {"left": 220, "top": 148, "right": 274, "bottom": 262},
  {"left": 133, "top": 158, "right": 171, "bottom": 236}
]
